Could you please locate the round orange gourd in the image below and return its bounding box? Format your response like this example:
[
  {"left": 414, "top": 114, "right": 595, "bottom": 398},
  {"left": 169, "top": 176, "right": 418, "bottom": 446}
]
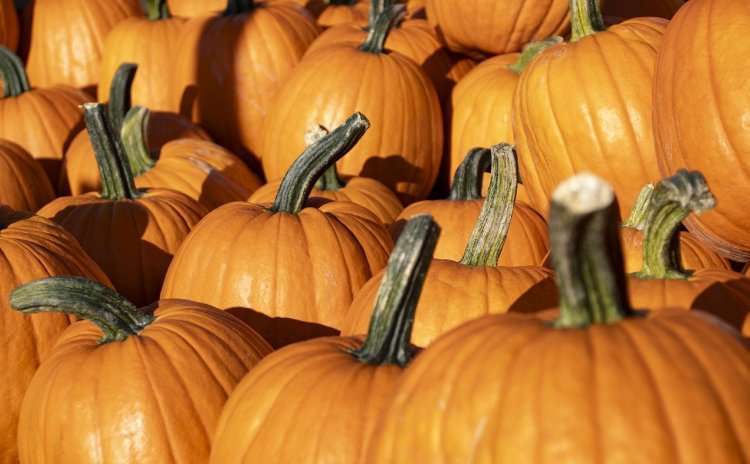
[
  {"left": 653, "top": 0, "right": 750, "bottom": 261},
  {"left": 0, "top": 140, "right": 54, "bottom": 212},
  {"left": 0, "top": 209, "right": 112, "bottom": 464},
  {"left": 0, "top": 0, "right": 18, "bottom": 51},
  {"left": 161, "top": 114, "right": 393, "bottom": 348},
  {"left": 167, "top": 0, "right": 225, "bottom": 17},
  {"left": 367, "top": 174, "right": 750, "bottom": 463},
  {"left": 513, "top": 0, "right": 667, "bottom": 218},
  {"left": 13, "top": 277, "right": 272, "bottom": 463},
  {"left": 317, "top": 0, "right": 369, "bottom": 27},
  {"left": 38, "top": 103, "right": 207, "bottom": 307},
  {"left": 603, "top": 0, "right": 684, "bottom": 19}
]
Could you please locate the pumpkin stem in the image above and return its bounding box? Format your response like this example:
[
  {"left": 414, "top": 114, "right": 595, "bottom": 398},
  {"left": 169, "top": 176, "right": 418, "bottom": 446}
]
[
  {"left": 550, "top": 174, "right": 633, "bottom": 328},
  {"left": 272, "top": 113, "right": 369, "bottom": 214},
  {"left": 623, "top": 183, "right": 655, "bottom": 230},
  {"left": 225, "top": 0, "right": 255, "bottom": 15},
  {"left": 351, "top": 215, "right": 440, "bottom": 366},
  {"left": 0, "top": 46, "right": 30, "bottom": 97},
  {"left": 107, "top": 63, "right": 138, "bottom": 136},
  {"left": 570, "top": 0, "right": 605, "bottom": 42},
  {"left": 304, "top": 125, "right": 346, "bottom": 191},
  {"left": 368, "top": 0, "right": 393, "bottom": 28},
  {"left": 121, "top": 106, "right": 156, "bottom": 177},
  {"left": 635, "top": 170, "right": 715, "bottom": 280},
  {"left": 10, "top": 276, "right": 154, "bottom": 344},
  {"left": 459, "top": 144, "right": 519, "bottom": 267},
  {"left": 360, "top": 4, "right": 405, "bottom": 54},
  {"left": 449, "top": 147, "right": 492, "bottom": 201},
  {"left": 83, "top": 103, "right": 142, "bottom": 200},
  {"left": 141, "top": 0, "right": 171, "bottom": 20},
  {"left": 508, "top": 36, "right": 564, "bottom": 74}
]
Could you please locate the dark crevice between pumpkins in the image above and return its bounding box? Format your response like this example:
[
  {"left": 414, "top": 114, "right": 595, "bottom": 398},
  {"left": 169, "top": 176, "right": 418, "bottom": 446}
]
[
  {"left": 0, "top": 46, "right": 30, "bottom": 97},
  {"left": 350, "top": 214, "right": 440, "bottom": 366},
  {"left": 360, "top": 3, "right": 405, "bottom": 54},
  {"left": 11, "top": 276, "right": 154, "bottom": 344},
  {"left": 142, "top": 0, "right": 171, "bottom": 20},
  {"left": 225, "top": 0, "right": 256, "bottom": 15}
]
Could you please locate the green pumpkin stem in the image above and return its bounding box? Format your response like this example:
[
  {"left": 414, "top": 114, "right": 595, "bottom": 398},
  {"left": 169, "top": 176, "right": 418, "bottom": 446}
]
[
  {"left": 449, "top": 147, "right": 492, "bottom": 201},
  {"left": 0, "top": 46, "right": 30, "bottom": 97},
  {"left": 272, "top": 113, "right": 369, "bottom": 214},
  {"left": 623, "top": 183, "right": 654, "bottom": 230},
  {"left": 635, "top": 170, "right": 715, "bottom": 280},
  {"left": 570, "top": 0, "right": 605, "bottom": 42},
  {"left": 107, "top": 63, "right": 138, "bottom": 136},
  {"left": 459, "top": 144, "right": 519, "bottom": 267},
  {"left": 121, "top": 106, "right": 156, "bottom": 177},
  {"left": 142, "top": 0, "right": 171, "bottom": 20},
  {"left": 83, "top": 103, "right": 142, "bottom": 200},
  {"left": 304, "top": 125, "right": 346, "bottom": 191},
  {"left": 361, "top": 4, "right": 405, "bottom": 54},
  {"left": 351, "top": 215, "right": 440, "bottom": 366},
  {"left": 508, "top": 36, "right": 564, "bottom": 74},
  {"left": 10, "top": 276, "right": 154, "bottom": 344},
  {"left": 368, "top": 0, "right": 393, "bottom": 28},
  {"left": 225, "top": 0, "right": 255, "bottom": 15},
  {"left": 550, "top": 174, "right": 633, "bottom": 328}
]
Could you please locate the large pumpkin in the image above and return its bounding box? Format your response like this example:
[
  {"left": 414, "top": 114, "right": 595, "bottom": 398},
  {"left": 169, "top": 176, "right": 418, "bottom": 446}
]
[
  {"left": 13, "top": 277, "right": 272, "bottom": 463},
  {"left": 0, "top": 140, "right": 55, "bottom": 212},
  {"left": 513, "top": 0, "right": 667, "bottom": 218},
  {"left": 261, "top": 5, "right": 442, "bottom": 203},
  {"left": 366, "top": 174, "right": 750, "bottom": 462},
  {"left": 0, "top": 207, "right": 112, "bottom": 464},
  {"left": 167, "top": 0, "right": 224, "bottom": 17},
  {"left": 603, "top": 0, "right": 685, "bottom": 18},
  {"left": 653, "top": 0, "right": 750, "bottom": 261},
  {"left": 38, "top": 103, "right": 207, "bottom": 307},
  {"left": 0, "top": 0, "right": 17, "bottom": 51},
  {"left": 161, "top": 113, "right": 393, "bottom": 348}
]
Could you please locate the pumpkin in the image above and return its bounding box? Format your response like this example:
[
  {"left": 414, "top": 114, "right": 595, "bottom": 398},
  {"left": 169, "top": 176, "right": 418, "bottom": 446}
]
[
  {"left": 167, "top": 0, "right": 224, "bottom": 17},
  {"left": 13, "top": 276, "right": 272, "bottom": 463},
  {"left": 23, "top": 0, "right": 141, "bottom": 90},
  {"left": 161, "top": 113, "right": 393, "bottom": 348},
  {"left": 603, "top": 0, "right": 685, "bottom": 19},
  {"left": 513, "top": 0, "right": 667, "bottom": 218},
  {"left": 251, "top": 125, "right": 402, "bottom": 224},
  {"left": 0, "top": 0, "right": 18, "bottom": 51},
  {"left": 653, "top": 0, "right": 750, "bottom": 261},
  {"left": 261, "top": 5, "right": 443, "bottom": 203},
  {"left": 366, "top": 173, "right": 750, "bottom": 463},
  {"left": 317, "top": 0, "right": 369, "bottom": 28},
  {"left": 98, "top": 0, "right": 185, "bottom": 112},
  {"left": 0, "top": 140, "right": 55, "bottom": 212},
  {"left": 425, "top": 0, "right": 569, "bottom": 58},
  {"left": 211, "top": 215, "right": 436, "bottom": 463},
  {"left": 341, "top": 144, "right": 556, "bottom": 347},
  {"left": 38, "top": 103, "right": 207, "bottom": 307},
  {"left": 0, "top": 47, "right": 90, "bottom": 185},
  {"left": 0, "top": 209, "right": 112, "bottom": 464},
  {"left": 172, "top": 0, "right": 319, "bottom": 169}
]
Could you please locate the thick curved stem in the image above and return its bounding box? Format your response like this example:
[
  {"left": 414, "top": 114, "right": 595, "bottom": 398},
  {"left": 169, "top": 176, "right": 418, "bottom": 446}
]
[
  {"left": 570, "top": 0, "right": 605, "bottom": 42},
  {"left": 550, "top": 174, "right": 633, "bottom": 328},
  {"left": 351, "top": 215, "right": 439, "bottom": 366},
  {"left": 635, "top": 170, "right": 715, "bottom": 280},
  {"left": 508, "top": 36, "right": 564, "bottom": 74},
  {"left": 142, "top": 0, "right": 171, "bottom": 20},
  {"left": 305, "top": 125, "right": 346, "bottom": 191},
  {"left": 272, "top": 113, "right": 369, "bottom": 214},
  {"left": 0, "top": 46, "right": 30, "bottom": 97},
  {"left": 224, "top": 0, "right": 255, "bottom": 15},
  {"left": 460, "top": 144, "right": 518, "bottom": 267},
  {"left": 83, "top": 103, "right": 141, "bottom": 200},
  {"left": 360, "top": 4, "right": 405, "bottom": 53},
  {"left": 623, "top": 183, "right": 654, "bottom": 230},
  {"left": 11, "top": 276, "right": 154, "bottom": 344},
  {"left": 108, "top": 63, "right": 138, "bottom": 136},
  {"left": 368, "top": 0, "right": 392, "bottom": 28},
  {"left": 449, "top": 147, "right": 491, "bottom": 201},
  {"left": 121, "top": 106, "right": 156, "bottom": 177}
]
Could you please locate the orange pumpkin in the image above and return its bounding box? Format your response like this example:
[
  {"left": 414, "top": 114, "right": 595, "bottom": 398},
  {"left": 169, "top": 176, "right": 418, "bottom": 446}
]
[
  {"left": 0, "top": 47, "right": 91, "bottom": 185},
  {"left": 0, "top": 207, "right": 112, "bottom": 464},
  {"left": 38, "top": 103, "right": 207, "bottom": 307},
  {"left": 162, "top": 113, "right": 393, "bottom": 348},
  {"left": 653, "top": 0, "right": 750, "bottom": 261},
  {"left": 317, "top": 0, "right": 369, "bottom": 28},
  {"left": 0, "top": 140, "right": 55, "bottom": 212},
  {"left": 603, "top": 0, "right": 685, "bottom": 18},
  {"left": 367, "top": 174, "right": 750, "bottom": 463},
  {"left": 211, "top": 215, "right": 436, "bottom": 463},
  {"left": 0, "top": 0, "right": 18, "bottom": 51},
  {"left": 341, "top": 145, "right": 556, "bottom": 347},
  {"left": 513, "top": 0, "right": 667, "bottom": 218},
  {"left": 13, "top": 277, "right": 272, "bottom": 463},
  {"left": 261, "top": 5, "right": 442, "bottom": 203},
  {"left": 167, "top": 0, "right": 224, "bottom": 17}
]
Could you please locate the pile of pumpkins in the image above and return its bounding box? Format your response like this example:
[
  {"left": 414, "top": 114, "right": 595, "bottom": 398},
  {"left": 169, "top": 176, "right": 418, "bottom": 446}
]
[{"left": 0, "top": 0, "right": 748, "bottom": 462}]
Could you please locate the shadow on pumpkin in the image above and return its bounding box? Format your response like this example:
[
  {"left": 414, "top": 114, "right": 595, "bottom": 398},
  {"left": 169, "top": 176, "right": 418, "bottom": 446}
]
[
  {"left": 226, "top": 306, "right": 340, "bottom": 350},
  {"left": 360, "top": 155, "right": 424, "bottom": 205},
  {"left": 507, "top": 277, "right": 559, "bottom": 314},
  {"left": 197, "top": 167, "right": 253, "bottom": 211},
  {"left": 689, "top": 278, "right": 750, "bottom": 334}
]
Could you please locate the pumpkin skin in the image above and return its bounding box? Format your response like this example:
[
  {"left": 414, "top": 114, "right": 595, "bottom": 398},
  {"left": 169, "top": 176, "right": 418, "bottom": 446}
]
[
  {"left": 0, "top": 208, "right": 112, "bottom": 464},
  {"left": 23, "top": 0, "right": 141, "bottom": 89},
  {"left": 0, "top": 140, "right": 55, "bottom": 212},
  {"left": 513, "top": 17, "right": 667, "bottom": 218},
  {"left": 621, "top": 227, "right": 730, "bottom": 273},
  {"left": 425, "top": 0, "right": 570, "bottom": 58},
  {"left": 317, "top": 0, "right": 369, "bottom": 28},
  {"left": 0, "top": 0, "right": 18, "bottom": 51},
  {"left": 167, "top": 0, "right": 224, "bottom": 17},
  {"left": 653, "top": 0, "right": 750, "bottom": 261},
  {"left": 603, "top": 0, "right": 685, "bottom": 19}
]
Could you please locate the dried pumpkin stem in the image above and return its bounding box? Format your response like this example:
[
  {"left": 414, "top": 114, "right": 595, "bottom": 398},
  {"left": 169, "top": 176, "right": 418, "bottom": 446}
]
[
  {"left": 108, "top": 63, "right": 138, "bottom": 136},
  {"left": 142, "top": 0, "right": 171, "bottom": 20},
  {"left": 508, "top": 36, "right": 564, "bottom": 74},
  {"left": 121, "top": 106, "right": 156, "bottom": 177},
  {"left": 351, "top": 215, "right": 440, "bottom": 366},
  {"left": 11, "top": 276, "right": 154, "bottom": 344},
  {"left": 460, "top": 144, "right": 519, "bottom": 267},
  {"left": 272, "top": 112, "right": 370, "bottom": 214},
  {"left": 305, "top": 125, "right": 346, "bottom": 191},
  {"left": 83, "top": 103, "right": 142, "bottom": 200},
  {"left": 635, "top": 170, "right": 715, "bottom": 280},
  {"left": 0, "top": 46, "right": 30, "bottom": 97},
  {"left": 361, "top": 4, "right": 405, "bottom": 53},
  {"left": 550, "top": 174, "right": 633, "bottom": 328},
  {"left": 449, "top": 147, "right": 492, "bottom": 201},
  {"left": 570, "top": 0, "right": 605, "bottom": 42},
  {"left": 623, "top": 183, "right": 655, "bottom": 230},
  {"left": 225, "top": 0, "right": 255, "bottom": 15}
]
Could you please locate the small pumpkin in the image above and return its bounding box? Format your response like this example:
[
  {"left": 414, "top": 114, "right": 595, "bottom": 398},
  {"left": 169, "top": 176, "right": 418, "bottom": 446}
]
[
  {"left": 211, "top": 215, "right": 436, "bottom": 463},
  {"left": 603, "top": 0, "right": 685, "bottom": 19},
  {"left": 13, "top": 277, "right": 272, "bottom": 463},
  {"left": 366, "top": 173, "right": 750, "bottom": 463},
  {"left": 161, "top": 113, "right": 393, "bottom": 348},
  {"left": 317, "top": 0, "right": 369, "bottom": 28},
  {"left": 38, "top": 103, "right": 207, "bottom": 307},
  {"left": 167, "top": 0, "right": 224, "bottom": 17},
  {"left": 0, "top": 140, "right": 55, "bottom": 212},
  {"left": 0, "top": 0, "right": 18, "bottom": 51}
]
